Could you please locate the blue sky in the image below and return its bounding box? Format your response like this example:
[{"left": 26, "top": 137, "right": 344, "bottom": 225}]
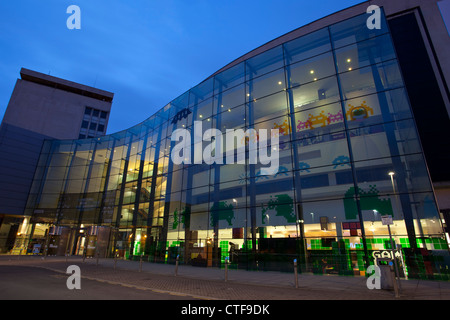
[{"left": 0, "top": 0, "right": 367, "bottom": 134}]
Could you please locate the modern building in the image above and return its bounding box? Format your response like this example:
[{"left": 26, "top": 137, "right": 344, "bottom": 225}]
[
  {"left": 0, "top": 68, "right": 113, "bottom": 253},
  {"left": 4, "top": 0, "right": 450, "bottom": 279}
]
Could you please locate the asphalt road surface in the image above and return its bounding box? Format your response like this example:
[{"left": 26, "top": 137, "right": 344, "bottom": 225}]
[{"left": 0, "top": 265, "right": 200, "bottom": 300}]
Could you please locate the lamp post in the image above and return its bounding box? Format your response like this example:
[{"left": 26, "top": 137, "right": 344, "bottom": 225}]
[
  {"left": 233, "top": 198, "right": 244, "bottom": 250},
  {"left": 386, "top": 172, "right": 402, "bottom": 292},
  {"left": 388, "top": 171, "right": 401, "bottom": 217}
]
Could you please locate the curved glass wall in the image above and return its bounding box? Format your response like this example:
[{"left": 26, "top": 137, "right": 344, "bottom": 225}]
[{"left": 21, "top": 10, "right": 448, "bottom": 279}]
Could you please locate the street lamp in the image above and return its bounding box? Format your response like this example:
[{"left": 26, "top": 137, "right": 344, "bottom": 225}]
[
  {"left": 388, "top": 171, "right": 395, "bottom": 188},
  {"left": 388, "top": 171, "right": 401, "bottom": 217},
  {"left": 387, "top": 171, "right": 402, "bottom": 290}
]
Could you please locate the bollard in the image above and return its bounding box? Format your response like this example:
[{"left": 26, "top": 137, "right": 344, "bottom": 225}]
[
  {"left": 139, "top": 254, "right": 143, "bottom": 272},
  {"left": 114, "top": 254, "right": 117, "bottom": 271},
  {"left": 96, "top": 252, "right": 99, "bottom": 266},
  {"left": 83, "top": 253, "right": 86, "bottom": 263},
  {"left": 224, "top": 257, "right": 229, "bottom": 282},
  {"left": 294, "top": 259, "right": 298, "bottom": 288},
  {"left": 175, "top": 255, "right": 179, "bottom": 276}
]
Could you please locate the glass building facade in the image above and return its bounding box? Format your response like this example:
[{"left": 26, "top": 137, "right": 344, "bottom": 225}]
[{"left": 22, "top": 10, "right": 449, "bottom": 279}]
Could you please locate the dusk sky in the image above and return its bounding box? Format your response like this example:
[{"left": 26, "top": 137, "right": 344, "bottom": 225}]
[{"left": 1, "top": 0, "right": 380, "bottom": 134}]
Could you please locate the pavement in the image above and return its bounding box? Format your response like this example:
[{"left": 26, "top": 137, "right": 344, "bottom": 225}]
[{"left": 1, "top": 255, "right": 450, "bottom": 300}]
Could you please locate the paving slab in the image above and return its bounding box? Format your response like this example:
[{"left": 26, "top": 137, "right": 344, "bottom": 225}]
[{"left": 0, "top": 255, "right": 449, "bottom": 300}]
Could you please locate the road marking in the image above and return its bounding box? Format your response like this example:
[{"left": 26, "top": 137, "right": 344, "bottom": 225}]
[{"left": 169, "top": 292, "right": 187, "bottom": 297}]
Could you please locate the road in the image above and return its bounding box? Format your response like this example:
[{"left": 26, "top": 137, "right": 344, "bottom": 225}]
[
  {"left": 0, "top": 265, "right": 199, "bottom": 300},
  {"left": 0, "top": 257, "right": 446, "bottom": 319}
]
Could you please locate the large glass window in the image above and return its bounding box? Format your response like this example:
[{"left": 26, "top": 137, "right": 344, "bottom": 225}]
[
  {"left": 329, "top": 12, "right": 388, "bottom": 49},
  {"left": 214, "top": 84, "right": 245, "bottom": 113},
  {"left": 214, "top": 62, "right": 245, "bottom": 95},
  {"left": 215, "top": 104, "right": 246, "bottom": 132},
  {"left": 192, "top": 98, "right": 213, "bottom": 123},
  {"left": 284, "top": 28, "right": 331, "bottom": 65},
  {"left": 349, "top": 118, "right": 423, "bottom": 162},
  {"left": 338, "top": 60, "right": 403, "bottom": 99},
  {"left": 334, "top": 33, "right": 396, "bottom": 73},
  {"left": 246, "top": 46, "right": 284, "bottom": 79},
  {"left": 343, "top": 88, "right": 413, "bottom": 129},
  {"left": 288, "top": 52, "right": 336, "bottom": 87},
  {"left": 249, "top": 91, "right": 288, "bottom": 123},
  {"left": 293, "top": 102, "right": 345, "bottom": 138},
  {"left": 296, "top": 131, "right": 350, "bottom": 170},
  {"left": 290, "top": 76, "right": 340, "bottom": 111},
  {"left": 246, "top": 68, "right": 286, "bottom": 101}
]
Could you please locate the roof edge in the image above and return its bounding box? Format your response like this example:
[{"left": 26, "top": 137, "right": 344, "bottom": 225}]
[{"left": 20, "top": 68, "right": 114, "bottom": 103}]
